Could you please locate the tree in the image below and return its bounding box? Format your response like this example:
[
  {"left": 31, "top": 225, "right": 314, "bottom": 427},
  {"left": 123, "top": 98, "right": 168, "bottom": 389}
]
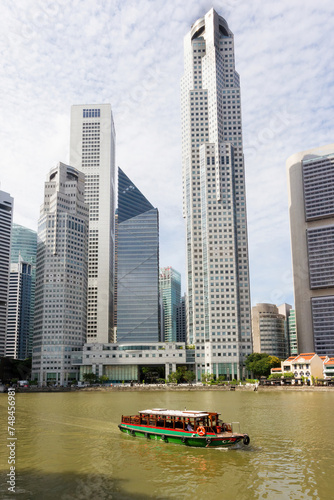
[
  {"left": 141, "top": 366, "right": 164, "bottom": 383},
  {"left": 201, "top": 373, "right": 215, "bottom": 384},
  {"left": 175, "top": 366, "right": 187, "bottom": 383},
  {"left": 83, "top": 373, "right": 97, "bottom": 384},
  {"left": 184, "top": 370, "right": 196, "bottom": 384},
  {"left": 245, "top": 353, "right": 281, "bottom": 377},
  {"left": 99, "top": 375, "right": 109, "bottom": 384},
  {"left": 168, "top": 372, "right": 178, "bottom": 383}
]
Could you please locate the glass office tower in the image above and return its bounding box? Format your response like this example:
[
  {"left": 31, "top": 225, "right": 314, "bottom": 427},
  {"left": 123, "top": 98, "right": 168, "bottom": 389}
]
[
  {"left": 0, "top": 190, "right": 13, "bottom": 357},
  {"left": 10, "top": 224, "right": 37, "bottom": 357},
  {"left": 116, "top": 168, "right": 160, "bottom": 342},
  {"left": 159, "top": 267, "right": 181, "bottom": 342},
  {"left": 6, "top": 260, "right": 32, "bottom": 359}
]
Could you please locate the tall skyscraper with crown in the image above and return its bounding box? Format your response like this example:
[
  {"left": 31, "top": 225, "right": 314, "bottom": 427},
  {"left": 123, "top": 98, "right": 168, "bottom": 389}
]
[{"left": 181, "top": 9, "right": 252, "bottom": 380}]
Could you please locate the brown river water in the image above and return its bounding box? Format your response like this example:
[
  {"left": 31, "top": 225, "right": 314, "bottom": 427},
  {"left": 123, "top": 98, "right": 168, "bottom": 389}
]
[{"left": 0, "top": 390, "right": 333, "bottom": 499}]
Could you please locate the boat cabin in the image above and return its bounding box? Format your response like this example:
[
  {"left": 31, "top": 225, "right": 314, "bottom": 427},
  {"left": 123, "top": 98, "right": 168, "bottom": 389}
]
[{"left": 121, "top": 408, "right": 232, "bottom": 434}]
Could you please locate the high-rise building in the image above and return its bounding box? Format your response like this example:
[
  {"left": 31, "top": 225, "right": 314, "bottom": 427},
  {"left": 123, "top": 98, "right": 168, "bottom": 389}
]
[
  {"left": 70, "top": 104, "right": 116, "bottom": 343},
  {"left": 288, "top": 309, "right": 298, "bottom": 355},
  {"left": 181, "top": 9, "right": 252, "bottom": 380},
  {"left": 6, "top": 260, "right": 32, "bottom": 359},
  {"left": 32, "top": 163, "right": 89, "bottom": 385},
  {"left": 287, "top": 144, "right": 334, "bottom": 356},
  {"left": 116, "top": 168, "right": 160, "bottom": 342},
  {"left": 0, "top": 190, "right": 13, "bottom": 357},
  {"left": 176, "top": 293, "right": 187, "bottom": 343},
  {"left": 159, "top": 267, "right": 181, "bottom": 342},
  {"left": 278, "top": 303, "right": 292, "bottom": 356},
  {"left": 10, "top": 223, "right": 37, "bottom": 357},
  {"left": 252, "top": 303, "right": 288, "bottom": 359}
]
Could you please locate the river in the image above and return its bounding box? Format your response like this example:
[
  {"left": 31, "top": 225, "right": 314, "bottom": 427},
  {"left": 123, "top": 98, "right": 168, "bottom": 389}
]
[{"left": 0, "top": 390, "right": 333, "bottom": 499}]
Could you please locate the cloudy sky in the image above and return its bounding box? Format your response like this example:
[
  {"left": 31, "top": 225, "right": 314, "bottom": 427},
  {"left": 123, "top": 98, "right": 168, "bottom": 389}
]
[{"left": 1, "top": 0, "right": 334, "bottom": 306}]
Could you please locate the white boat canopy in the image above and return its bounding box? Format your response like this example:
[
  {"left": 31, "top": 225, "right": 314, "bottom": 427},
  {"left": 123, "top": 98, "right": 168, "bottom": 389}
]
[{"left": 139, "top": 409, "right": 219, "bottom": 418}]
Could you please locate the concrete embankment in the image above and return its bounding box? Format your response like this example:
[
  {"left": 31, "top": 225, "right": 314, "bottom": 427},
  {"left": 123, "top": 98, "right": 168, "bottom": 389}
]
[{"left": 12, "top": 384, "right": 334, "bottom": 393}]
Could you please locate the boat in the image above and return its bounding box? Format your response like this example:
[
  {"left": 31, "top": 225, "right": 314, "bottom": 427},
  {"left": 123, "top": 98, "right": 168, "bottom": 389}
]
[{"left": 119, "top": 408, "right": 250, "bottom": 448}]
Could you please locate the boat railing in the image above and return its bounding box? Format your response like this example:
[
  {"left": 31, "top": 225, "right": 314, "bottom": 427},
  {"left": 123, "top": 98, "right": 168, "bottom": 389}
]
[{"left": 122, "top": 416, "right": 140, "bottom": 424}]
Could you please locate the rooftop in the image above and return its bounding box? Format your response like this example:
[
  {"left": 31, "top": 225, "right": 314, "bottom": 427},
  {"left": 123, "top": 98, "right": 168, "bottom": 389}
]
[{"left": 139, "top": 408, "right": 215, "bottom": 418}]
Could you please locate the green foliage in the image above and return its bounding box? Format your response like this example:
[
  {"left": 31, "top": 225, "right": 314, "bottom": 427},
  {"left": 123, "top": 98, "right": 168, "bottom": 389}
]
[
  {"left": 201, "top": 373, "right": 215, "bottom": 384},
  {"left": 99, "top": 375, "right": 109, "bottom": 384},
  {"left": 168, "top": 367, "right": 194, "bottom": 384},
  {"left": 0, "top": 357, "right": 32, "bottom": 383},
  {"left": 168, "top": 372, "right": 178, "bottom": 383},
  {"left": 245, "top": 353, "right": 281, "bottom": 377},
  {"left": 83, "top": 373, "right": 97, "bottom": 384},
  {"left": 283, "top": 372, "right": 294, "bottom": 379},
  {"left": 141, "top": 366, "right": 164, "bottom": 383},
  {"left": 184, "top": 370, "right": 196, "bottom": 384},
  {"left": 268, "top": 373, "right": 281, "bottom": 380}
]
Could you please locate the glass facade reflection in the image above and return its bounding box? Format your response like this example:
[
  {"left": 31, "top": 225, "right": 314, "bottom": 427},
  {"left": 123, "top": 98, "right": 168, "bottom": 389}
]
[
  {"left": 6, "top": 261, "right": 32, "bottom": 359},
  {"left": 10, "top": 224, "right": 37, "bottom": 357},
  {"left": 159, "top": 267, "right": 181, "bottom": 342},
  {"left": 116, "top": 168, "right": 160, "bottom": 342}
]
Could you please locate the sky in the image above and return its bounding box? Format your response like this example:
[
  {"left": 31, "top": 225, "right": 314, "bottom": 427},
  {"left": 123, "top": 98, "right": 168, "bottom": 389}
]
[{"left": 1, "top": 0, "right": 334, "bottom": 307}]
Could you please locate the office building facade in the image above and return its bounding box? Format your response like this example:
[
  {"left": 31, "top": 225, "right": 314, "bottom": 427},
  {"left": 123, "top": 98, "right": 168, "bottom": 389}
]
[
  {"left": 159, "top": 267, "right": 181, "bottom": 342},
  {"left": 0, "top": 190, "right": 13, "bottom": 357},
  {"left": 116, "top": 168, "right": 160, "bottom": 342},
  {"left": 181, "top": 9, "right": 252, "bottom": 380},
  {"left": 70, "top": 104, "right": 116, "bottom": 343},
  {"left": 6, "top": 260, "right": 32, "bottom": 359},
  {"left": 10, "top": 224, "right": 37, "bottom": 357},
  {"left": 32, "top": 163, "right": 89, "bottom": 385},
  {"left": 288, "top": 309, "right": 298, "bottom": 356},
  {"left": 287, "top": 144, "right": 334, "bottom": 356},
  {"left": 252, "top": 303, "right": 288, "bottom": 359},
  {"left": 176, "top": 294, "right": 187, "bottom": 343}
]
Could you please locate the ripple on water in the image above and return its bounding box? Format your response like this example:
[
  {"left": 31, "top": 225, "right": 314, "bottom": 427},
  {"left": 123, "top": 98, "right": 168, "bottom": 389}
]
[{"left": 0, "top": 391, "right": 334, "bottom": 499}]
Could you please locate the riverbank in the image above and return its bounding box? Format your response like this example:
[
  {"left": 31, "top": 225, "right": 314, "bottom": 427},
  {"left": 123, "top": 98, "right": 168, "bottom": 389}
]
[{"left": 9, "top": 384, "right": 334, "bottom": 393}]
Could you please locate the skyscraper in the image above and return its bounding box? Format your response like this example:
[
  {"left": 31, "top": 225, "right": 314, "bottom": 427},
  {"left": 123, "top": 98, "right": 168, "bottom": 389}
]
[
  {"left": 159, "top": 267, "right": 181, "bottom": 342},
  {"left": 10, "top": 223, "right": 37, "bottom": 357},
  {"left": 181, "top": 9, "right": 252, "bottom": 380},
  {"left": 0, "top": 190, "right": 13, "bottom": 357},
  {"left": 288, "top": 310, "right": 298, "bottom": 356},
  {"left": 176, "top": 293, "right": 187, "bottom": 343},
  {"left": 70, "top": 104, "right": 116, "bottom": 344},
  {"left": 287, "top": 143, "right": 334, "bottom": 356},
  {"left": 6, "top": 260, "right": 32, "bottom": 359},
  {"left": 116, "top": 168, "right": 160, "bottom": 342},
  {"left": 32, "top": 163, "right": 89, "bottom": 385}
]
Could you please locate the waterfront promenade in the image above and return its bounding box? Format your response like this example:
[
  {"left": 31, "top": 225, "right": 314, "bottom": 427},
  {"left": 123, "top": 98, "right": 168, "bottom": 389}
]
[{"left": 12, "top": 383, "right": 334, "bottom": 393}]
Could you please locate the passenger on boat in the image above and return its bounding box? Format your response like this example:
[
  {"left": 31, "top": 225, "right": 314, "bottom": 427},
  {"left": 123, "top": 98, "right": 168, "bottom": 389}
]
[{"left": 187, "top": 420, "right": 193, "bottom": 432}]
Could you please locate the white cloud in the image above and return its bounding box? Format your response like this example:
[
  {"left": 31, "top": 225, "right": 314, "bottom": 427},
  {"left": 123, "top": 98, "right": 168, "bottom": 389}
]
[{"left": 1, "top": 0, "right": 334, "bottom": 304}]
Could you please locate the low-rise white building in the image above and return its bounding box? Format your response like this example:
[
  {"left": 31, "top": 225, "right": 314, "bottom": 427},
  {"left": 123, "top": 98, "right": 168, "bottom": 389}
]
[
  {"left": 71, "top": 342, "right": 195, "bottom": 382},
  {"left": 323, "top": 357, "right": 334, "bottom": 379},
  {"left": 281, "top": 353, "right": 323, "bottom": 383}
]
